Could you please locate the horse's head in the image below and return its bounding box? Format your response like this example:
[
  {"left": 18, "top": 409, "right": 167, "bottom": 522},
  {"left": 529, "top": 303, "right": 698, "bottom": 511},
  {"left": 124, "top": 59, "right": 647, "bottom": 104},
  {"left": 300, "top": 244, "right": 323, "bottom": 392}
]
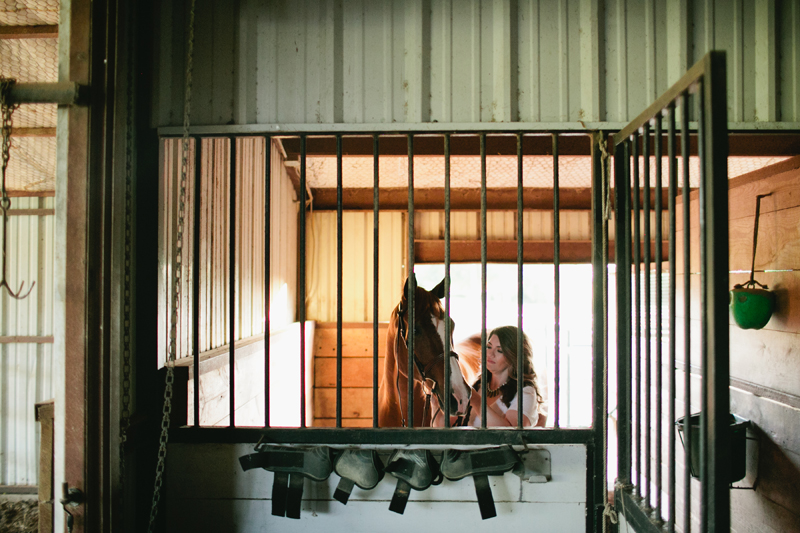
[{"left": 394, "top": 276, "right": 472, "bottom": 420}]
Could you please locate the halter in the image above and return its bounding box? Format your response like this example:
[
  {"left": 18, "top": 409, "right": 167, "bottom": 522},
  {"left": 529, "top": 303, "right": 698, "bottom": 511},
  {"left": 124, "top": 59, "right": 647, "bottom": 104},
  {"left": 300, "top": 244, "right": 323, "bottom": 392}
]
[{"left": 393, "top": 305, "right": 464, "bottom": 426}]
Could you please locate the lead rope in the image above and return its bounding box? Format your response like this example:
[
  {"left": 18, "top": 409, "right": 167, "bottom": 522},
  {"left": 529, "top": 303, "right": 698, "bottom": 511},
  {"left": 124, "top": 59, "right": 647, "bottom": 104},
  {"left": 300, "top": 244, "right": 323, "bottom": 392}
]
[
  {"left": 598, "top": 135, "right": 617, "bottom": 532},
  {"left": 147, "top": 1, "right": 196, "bottom": 530}
]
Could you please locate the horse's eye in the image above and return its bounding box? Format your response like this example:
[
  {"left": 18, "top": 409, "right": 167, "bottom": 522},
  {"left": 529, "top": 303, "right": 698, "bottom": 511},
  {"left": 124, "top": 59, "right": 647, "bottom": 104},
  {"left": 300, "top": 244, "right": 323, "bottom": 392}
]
[{"left": 413, "top": 324, "right": 422, "bottom": 336}]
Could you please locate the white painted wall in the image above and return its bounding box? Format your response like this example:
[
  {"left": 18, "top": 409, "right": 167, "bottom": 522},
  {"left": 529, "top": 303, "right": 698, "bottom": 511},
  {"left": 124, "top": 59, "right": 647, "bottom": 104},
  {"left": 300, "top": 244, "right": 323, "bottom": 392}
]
[{"left": 166, "top": 443, "right": 588, "bottom": 532}]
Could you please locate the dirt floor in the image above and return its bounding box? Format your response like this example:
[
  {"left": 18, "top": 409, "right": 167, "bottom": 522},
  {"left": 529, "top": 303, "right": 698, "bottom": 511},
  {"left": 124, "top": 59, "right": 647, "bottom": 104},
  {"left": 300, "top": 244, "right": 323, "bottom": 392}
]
[{"left": 0, "top": 499, "right": 38, "bottom": 533}]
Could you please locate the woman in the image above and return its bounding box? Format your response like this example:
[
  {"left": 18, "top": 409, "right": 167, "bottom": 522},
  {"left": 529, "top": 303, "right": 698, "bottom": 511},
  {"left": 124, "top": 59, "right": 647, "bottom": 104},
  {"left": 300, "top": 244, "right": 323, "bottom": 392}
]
[{"left": 468, "top": 326, "right": 542, "bottom": 427}]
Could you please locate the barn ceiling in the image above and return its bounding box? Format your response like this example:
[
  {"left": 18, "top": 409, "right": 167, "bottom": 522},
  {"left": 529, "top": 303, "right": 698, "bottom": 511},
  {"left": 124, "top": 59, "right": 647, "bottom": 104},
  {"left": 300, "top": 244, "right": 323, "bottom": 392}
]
[{"left": 0, "top": 0, "right": 59, "bottom": 194}]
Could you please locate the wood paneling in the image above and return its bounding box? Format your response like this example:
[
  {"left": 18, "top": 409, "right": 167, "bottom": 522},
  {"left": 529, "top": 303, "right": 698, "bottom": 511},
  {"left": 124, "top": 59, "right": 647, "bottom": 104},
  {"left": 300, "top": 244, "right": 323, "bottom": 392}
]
[
  {"left": 314, "top": 388, "right": 373, "bottom": 419},
  {"left": 307, "top": 212, "right": 405, "bottom": 322},
  {"left": 312, "top": 323, "right": 388, "bottom": 426}
]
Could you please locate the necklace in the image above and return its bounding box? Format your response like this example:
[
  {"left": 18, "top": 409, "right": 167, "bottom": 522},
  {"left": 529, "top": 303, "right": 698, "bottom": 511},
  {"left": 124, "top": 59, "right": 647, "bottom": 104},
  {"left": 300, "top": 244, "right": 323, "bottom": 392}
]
[{"left": 487, "top": 380, "right": 508, "bottom": 398}]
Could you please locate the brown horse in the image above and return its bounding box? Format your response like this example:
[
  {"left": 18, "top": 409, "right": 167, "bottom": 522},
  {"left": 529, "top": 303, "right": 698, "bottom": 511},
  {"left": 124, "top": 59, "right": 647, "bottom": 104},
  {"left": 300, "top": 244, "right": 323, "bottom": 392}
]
[{"left": 378, "top": 276, "right": 472, "bottom": 427}]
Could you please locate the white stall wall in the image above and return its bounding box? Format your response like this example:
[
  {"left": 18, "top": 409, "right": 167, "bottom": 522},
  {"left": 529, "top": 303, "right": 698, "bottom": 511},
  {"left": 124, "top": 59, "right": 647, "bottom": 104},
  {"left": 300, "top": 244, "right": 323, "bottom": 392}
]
[
  {"left": 166, "top": 443, "right": 588, "bottom": 533},
  {"left": 153, "top": 0, "right": 800, "bottom": 129},
  {"left": 0, "top": 197, "right": 55, "bottom": 486}
]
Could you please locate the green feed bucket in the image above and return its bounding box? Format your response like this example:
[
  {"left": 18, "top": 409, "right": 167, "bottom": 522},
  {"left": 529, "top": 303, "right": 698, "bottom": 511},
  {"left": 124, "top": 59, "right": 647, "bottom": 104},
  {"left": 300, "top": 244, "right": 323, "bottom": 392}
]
[
  {"left": 730, "top": 287, "right": 775, "bottom": 330},
  {"left": 675, "top": 413, "right": 749, "bottom": 483}
]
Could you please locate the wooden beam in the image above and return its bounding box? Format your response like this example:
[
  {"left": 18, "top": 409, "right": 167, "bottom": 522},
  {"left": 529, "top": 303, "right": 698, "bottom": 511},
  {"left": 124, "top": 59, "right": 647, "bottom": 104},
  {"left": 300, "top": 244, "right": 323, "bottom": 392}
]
[
  {"left": 11, "top": 127, "right": 57, "bottom": 137},
  {"left": 8, "top": 209, "right": 55, "bottom": 216},
  {"left": 0, "top": 25, "right": 58, "bottom": 39},
  {"left": 414, "top": 239, "right": 668, "bottom": 263},
  {"left": 311, "top": 187, "right": 675, "bottom": 211},
  {"left": 0, "top": 336, "right": 55, "bottom": 343}
]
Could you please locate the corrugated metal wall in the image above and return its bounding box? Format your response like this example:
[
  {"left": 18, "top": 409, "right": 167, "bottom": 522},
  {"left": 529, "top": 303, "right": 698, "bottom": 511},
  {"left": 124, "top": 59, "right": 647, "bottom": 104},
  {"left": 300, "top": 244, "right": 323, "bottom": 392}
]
[
  {"left": 0, "top": 197, "right": 55, "bottom": 486},
  {"left": 159, "top": 138, "right": 298, "bottom": 363},
  {"left": 153, "top": 0, "right": 800, "bottom": 128}
]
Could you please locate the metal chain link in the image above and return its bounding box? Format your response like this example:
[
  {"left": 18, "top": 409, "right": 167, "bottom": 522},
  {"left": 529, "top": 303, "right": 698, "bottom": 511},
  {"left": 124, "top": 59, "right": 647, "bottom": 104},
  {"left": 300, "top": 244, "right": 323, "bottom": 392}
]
[
  {"left": 118, "top": 4, "right": 136, "bottom": 499},
  {"left": 148, "top": 0, "right": 196, "bottom": 530},
  {"left": 0, "top": 77, "right": 34, "bottom": 301}
]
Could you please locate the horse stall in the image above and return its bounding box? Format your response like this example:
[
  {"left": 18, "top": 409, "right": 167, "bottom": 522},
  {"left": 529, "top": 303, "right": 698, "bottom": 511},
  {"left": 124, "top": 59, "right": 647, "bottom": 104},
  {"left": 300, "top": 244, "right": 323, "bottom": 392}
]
[{"left": 159, "top": 131, "right": 598, "bottom": 531}]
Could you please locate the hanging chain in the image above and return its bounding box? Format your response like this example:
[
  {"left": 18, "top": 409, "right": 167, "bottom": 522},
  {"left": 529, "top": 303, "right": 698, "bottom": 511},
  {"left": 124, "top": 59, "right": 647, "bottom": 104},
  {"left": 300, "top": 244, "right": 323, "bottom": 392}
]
[
  {"left": 0, "top": 78, "right": 35, "bottom": 300},
  {"left": 148, "top": 0, "right": 196, "bottom": 530},
  {"left": 118, "top": 4, "right": 136, "bottom": 500},
  {"left": 597, "top": 133, "right": 615, "bottom": 533}
]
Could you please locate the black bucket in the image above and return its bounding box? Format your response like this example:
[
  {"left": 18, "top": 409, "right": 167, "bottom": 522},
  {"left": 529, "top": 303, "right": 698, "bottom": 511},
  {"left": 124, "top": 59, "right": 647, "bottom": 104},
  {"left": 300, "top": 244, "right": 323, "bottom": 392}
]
[{"left": 675, "top": 413, "right": 749, "bottom": 484}]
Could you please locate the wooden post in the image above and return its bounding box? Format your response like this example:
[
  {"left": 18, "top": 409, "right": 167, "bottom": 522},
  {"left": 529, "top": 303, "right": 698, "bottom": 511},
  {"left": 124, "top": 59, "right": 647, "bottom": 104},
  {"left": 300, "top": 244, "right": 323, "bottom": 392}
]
[{"left": 35, "top": 400, "right": 55, "bottom": 533}]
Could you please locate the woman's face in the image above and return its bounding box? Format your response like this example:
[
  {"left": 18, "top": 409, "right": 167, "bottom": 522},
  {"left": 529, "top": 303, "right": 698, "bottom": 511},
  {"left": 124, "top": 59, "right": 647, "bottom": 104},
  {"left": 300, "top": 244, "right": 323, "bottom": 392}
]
[{"left": 486, "top": 334, "right": 510, "bottom": 374}]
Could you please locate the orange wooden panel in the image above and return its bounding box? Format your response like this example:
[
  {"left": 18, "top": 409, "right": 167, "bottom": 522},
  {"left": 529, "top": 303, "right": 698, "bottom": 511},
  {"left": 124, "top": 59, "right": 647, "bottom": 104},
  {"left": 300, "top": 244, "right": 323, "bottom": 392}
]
[
  {"left": 314, "top": 388, "right": 373, "bottom": 419},
  {"left": 314, "top": 325, "right": 388, "bottom": 358},
  {"left": 312, "top": 418, "right": 374, "bottom": 428},
  {"left": 315, "top": 357, "right": 385, "bottom": 388}
]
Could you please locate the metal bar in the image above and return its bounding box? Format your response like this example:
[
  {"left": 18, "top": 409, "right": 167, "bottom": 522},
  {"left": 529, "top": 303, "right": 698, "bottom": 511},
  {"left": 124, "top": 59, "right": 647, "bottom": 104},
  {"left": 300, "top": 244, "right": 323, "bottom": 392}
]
[
  {"left": 480, "top": 133, "right": 488, "bottom": 428},
  {"left": 171, "top": 427, "right": 596, "bottom": 445},
  {"left": 373, "top": 134, "right": 380, "bottom": 427},
  {"left": 553, "top": 133, "right": 561, "bottom": 429},
  {"left": 643, "top": 121, "right": 652, "bottom": 511},
  {"left": 655, "top": 113, "right": 663, "bottom": 520},
  {"left": 615, "top": 138, "right": 632, "bottom": 486},
  {"left": 667, "top": 102, "right": 678, "bottom": 533},
  {"left": 407, "top": 134, "right": 415, "bottom": 427},
  {"left": 703, "top": 51, "right": 730, "bottom": 533},
  {"left": 229, "top": 137, "right": 237, "bottom": 428},
  {"left": 336, "top": 135, "right": 343, "bottom": 428},
  {"left": 590, "top": 131, "right": 607, "bottom": 532},
  {"left": 300, "top": 135, "right": 307, "bottom": 428},
  {"left": 265, "top": 135, "right": 272, "bottom": 428},
  {"left": 617, "top": 489, "right": 672, "bottom": 533},
  {"left": 680, "top": 91, "right": 692, "bottom": 533},
  {"left": 7, "top": 82, "right": 85, "bottom": 105},
  {"left": 517, "top": 133, "right": 524, "bottom": 429},
  {"left": 444, "top": 134, "right": 452, "bottom": 426},
  {"left": 192, "top": 137, "right": 201, "bottom": 427},
  {"left": 614, "top": 54, "right": 711, "bottom": 144},
  {"left": 697, "top": 79, "right": 708, "bottom": 533},
  {"left": 632, "top": 131, "right": 642, "bottom": 494}
]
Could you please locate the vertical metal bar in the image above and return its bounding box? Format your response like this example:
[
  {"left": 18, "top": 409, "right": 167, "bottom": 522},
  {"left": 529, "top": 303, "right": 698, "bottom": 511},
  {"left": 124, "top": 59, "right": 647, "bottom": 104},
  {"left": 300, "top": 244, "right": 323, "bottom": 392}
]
[
  {"left": 667, "top": 102, "right": 678, "bottom": 533},
  {"left": 697, "top": 79, "right": 708, "bottom": 532},
  {"left": 643, "top": 121, "right": 652, "bottom": 510},
  {"left": 480, "top": 133, "right": 488, "bottom": 428},
  {"left": 681, "top": 91, "right": 692, "bottom": 533},
  {"left": 229, "top": 137, "right": 237, "bottom": 428},
  {"left": 615, "top": 138, "right": 632, "bottom": 486},
  {"left": 703, "top": 52, "right": 730, "bottom": 533},
  {"left": 444, "top": 133, "right": 452, "bottom": 426},
  {"left": 407, "top": 133, "right": 415, "bottom": 427},
  {"left": 373, "top": 134, "right": 380, "bottom": 427},
  {"left": 336, "top": 135, "right": 343, "bottom": 428},
  {"left": 192, "top": 137, "right": 201, "bottom": 427},
  {"left": 299, "top": 135, "right": 307, "bottom": 428},
  {"left": 590, "top": 131, "right": 607, "bottom": 532},
  {"left": 553, "top": 133, "right": 561, "bottom": 429},
  {"left": 655, "top": 112, "right": 664, "bottom": 519},
  {"left": 632, "top": 132, "right": 642, "bottom": 495},
  {"left": 517, "top": 133, "right": 524, "bottom": 429},
  {"left": 264, "top": 136, "right": 271, "bottom": 428}
]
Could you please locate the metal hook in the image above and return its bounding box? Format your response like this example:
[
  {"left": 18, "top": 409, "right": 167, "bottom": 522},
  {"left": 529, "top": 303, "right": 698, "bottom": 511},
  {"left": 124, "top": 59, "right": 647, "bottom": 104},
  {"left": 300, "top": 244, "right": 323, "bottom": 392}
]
[{"left": 0, "top": 206, "right": 36, "bottom": 300}]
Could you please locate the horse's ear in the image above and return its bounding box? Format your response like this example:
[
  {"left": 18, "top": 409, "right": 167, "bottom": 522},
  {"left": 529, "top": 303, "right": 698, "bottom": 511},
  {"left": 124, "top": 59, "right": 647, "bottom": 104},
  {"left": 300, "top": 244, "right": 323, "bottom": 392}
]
[{"left": 433, "top": 278, "right": 446, "bottom": 299}]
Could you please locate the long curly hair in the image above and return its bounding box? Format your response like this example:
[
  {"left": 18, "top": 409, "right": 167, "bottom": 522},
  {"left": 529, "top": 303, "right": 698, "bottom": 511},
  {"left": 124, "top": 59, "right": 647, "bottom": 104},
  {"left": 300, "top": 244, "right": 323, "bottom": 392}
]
[{"left": 484, "top": 325, "right": 542, "bottom": 408}]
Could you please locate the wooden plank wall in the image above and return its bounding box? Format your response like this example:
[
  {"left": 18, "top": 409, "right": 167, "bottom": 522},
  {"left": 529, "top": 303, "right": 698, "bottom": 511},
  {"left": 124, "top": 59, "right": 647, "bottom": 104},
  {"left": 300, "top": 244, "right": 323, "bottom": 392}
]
[
  {"left": 160, "top": 138, "right": 298, "bottom": 363},
  {"left": 312, "top": 322, "right": 388, "bottom": 427},
  {"left": 673, "top": 156, "right": 800, "bottom": 531},
  {"left": 306, "top": 211, "right": 406, "bottom": 322}
]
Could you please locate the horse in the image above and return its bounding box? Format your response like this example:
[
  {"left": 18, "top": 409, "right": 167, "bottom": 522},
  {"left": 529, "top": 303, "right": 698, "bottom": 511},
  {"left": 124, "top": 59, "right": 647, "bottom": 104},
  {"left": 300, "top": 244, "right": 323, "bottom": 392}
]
[{"left": 377, "top": 276, "right": 472, "bottom": 427}]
